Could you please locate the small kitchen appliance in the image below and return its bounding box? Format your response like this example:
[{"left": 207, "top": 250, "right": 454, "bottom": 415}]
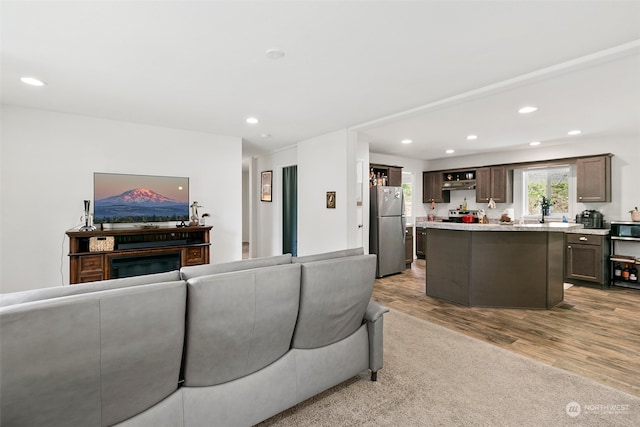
[{"left": 576, "top": 209, "right": 605, "bottom": 229}]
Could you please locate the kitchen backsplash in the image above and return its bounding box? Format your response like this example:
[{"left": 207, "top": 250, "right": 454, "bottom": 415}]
[{"left": 424, "top": 190, "right": 518, "bottom": 222}]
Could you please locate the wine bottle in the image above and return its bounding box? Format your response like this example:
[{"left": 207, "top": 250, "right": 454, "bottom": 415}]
[
  {"left": 622, "top": 264, "right": 630, "bottom": 281},
  {"left": 630, "top": 265, "right": 638, "bottom": 283},
  {"left": 614, "top": 263, "right": 622, "bottom": 280}
]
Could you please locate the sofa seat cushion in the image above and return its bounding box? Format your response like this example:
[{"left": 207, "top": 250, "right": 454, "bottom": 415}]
[
  {"left": 292, "top": 254, "right": 376, "bottom": 349},
  {"left": 183, "top": 263, "right": 301, "bottom": 386},
  {"left": 0, "top": 270, "right": 181, "bottom": 307},
  {"left": 0, "top": 281, "right": 186, "bottom": 427},
  {"left": 179, "top": 254, "right": 292, "bottom": 280}
]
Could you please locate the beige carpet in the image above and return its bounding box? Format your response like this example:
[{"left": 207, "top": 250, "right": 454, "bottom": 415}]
[{"left": 259, "top": 310, "right": 640, "bottom": 426}]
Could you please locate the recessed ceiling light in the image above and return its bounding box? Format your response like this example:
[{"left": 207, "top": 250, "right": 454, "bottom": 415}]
[
  {"left": 466, "top": 135, "right": 477, "bottom": 140},
  {"left": 246, "top": 117, "right": 259, "bottom": 125},
  {"left": 518, "top": 106, "right": 538, "bottom": 114},
  {"left": 265, "top": 49, "right": 285, "bottom": 60},
  {"left": 20, "top": 76, "right": 46, "bottom": 87},
  {"left": 568, "top": 129, "right": 581, "bottom": 135},
  {"left": 401, "top": 139, "right": 412, "bottom": 144},
  {"left": 529, "top": 141, "right": 541, "bottom": 146},
  {"left": 260, "top": 133, "right": 271, "bottom": 138},
  {"left": 446, "top": 149, "right": 455, "bottom": 154}
]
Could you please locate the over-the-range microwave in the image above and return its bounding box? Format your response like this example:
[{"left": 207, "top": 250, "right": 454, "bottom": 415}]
[{"left": 610, "top": 221, "right": 640, "bottom": 241}]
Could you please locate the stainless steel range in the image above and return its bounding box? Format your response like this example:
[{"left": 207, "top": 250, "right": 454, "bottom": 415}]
[{"left": 442, "top": 209, "right": 480, "bottom": 223}]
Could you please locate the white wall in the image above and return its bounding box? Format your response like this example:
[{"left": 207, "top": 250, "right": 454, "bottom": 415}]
[
  {"left": 297, "top": 129, "right": 352, "bottom": 255},
  {"left": 252, "top": 146, "right": 297, "bottom": 258},
  {"left": 0, "top": 106, "right": 242, "bottom": 293},
  {"left": 252, "top": 129, "right": 361, "bottom": 258}
]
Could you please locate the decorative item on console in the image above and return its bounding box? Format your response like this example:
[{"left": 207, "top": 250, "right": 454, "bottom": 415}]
[
  {"left": 79, "top": 200, "right": 96, "bottom": 231},
  {"left": 200, "top": 213, "right": 210, "bottom": 226},
  {"left": 630, "top": 207, "right": 640, "bottom": 222},
  {"left": 190, "top": 201, "right": 202, "bottom": 226},
  {"left": 487, "top": 198, "right": 496, "bottom": 209}
]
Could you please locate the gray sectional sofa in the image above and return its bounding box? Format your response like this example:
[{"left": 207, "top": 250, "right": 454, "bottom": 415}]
[{"left": 0, "top": 247, "right": 389, "bottom": 426}]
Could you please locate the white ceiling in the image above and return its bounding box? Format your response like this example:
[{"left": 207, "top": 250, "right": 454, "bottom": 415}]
[{"left": 2, "top": 1, "right": 640, "bottom": 164}]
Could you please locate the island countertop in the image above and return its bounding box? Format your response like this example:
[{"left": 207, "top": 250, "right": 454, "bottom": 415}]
[
  {"left": 417, "top": 221, "right": 609, "bottom": 235},
  {"left": 421, "top": 221, "right": 582, "bottom": 232}
]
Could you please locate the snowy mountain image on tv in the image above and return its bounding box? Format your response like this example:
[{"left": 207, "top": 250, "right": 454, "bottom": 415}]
[{"left": 94, "top": 173, "right": 189, "bottom": 224}]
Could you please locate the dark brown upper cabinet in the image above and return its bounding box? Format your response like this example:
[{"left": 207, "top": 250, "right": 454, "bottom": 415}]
[
  {"left": 422, "top": 171, "right": 450, "bottom": 204},
  {"left": 576, "top": 155, "right": 611, "bottom": 203},
  {"left": 370, "top": 164, "right": 403, "bottom": 187},
  {"left": 475, "top": 166, "right": 512, "bottom": 203}
]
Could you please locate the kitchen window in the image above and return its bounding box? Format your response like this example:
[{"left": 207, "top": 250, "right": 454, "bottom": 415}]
[
  {"left": 522, "top": 165, "right": 572, "bottom": 218},
  {"left": 402, "top": 172, "right": 412, "bottom": 217}
]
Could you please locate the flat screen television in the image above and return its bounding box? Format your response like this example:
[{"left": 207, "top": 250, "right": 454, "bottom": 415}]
[{"left": 94, "top": 173, "right": 189, "bottom": 224}]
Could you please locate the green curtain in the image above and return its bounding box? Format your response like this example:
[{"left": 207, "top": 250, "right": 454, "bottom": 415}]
[{"left": 282, "top": 165, "right": 297, "bottom": 256}]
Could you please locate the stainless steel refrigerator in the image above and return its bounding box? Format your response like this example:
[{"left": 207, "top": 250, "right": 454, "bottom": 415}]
[{"left": 370, "top": 186, "right": 406, "bottom": 278}]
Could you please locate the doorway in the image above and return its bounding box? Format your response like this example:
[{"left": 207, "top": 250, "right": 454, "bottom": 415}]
[{"left": 282, "top": 165, "right": 297, "bottom": 256}]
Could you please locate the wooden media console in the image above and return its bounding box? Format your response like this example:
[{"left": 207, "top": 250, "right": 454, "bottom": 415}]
[{"left": 66, "top": 226, "right": 212, "bottom": 284}]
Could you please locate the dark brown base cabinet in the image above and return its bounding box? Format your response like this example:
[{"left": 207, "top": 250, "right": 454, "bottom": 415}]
[
  {"left": 426, "top": 228, "right": 564, "bottom": 309},
  {"left": 405, "top": 225, "right": 414, "bottom": 268},
  {"left": 66, "top": 226, "right": 212, "bottom": 284},
  {"left": 416, "top": 226, "right": 426, "bottom": 259},
  {"left": 564, "top": 233, "right": 609, "bottom": 288}
]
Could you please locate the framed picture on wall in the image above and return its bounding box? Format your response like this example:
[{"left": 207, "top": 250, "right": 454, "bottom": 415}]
[
  {"left": 326, "top": 191, "right": 336, "bottom": 208},
  {"left": 261, "top": 170, "right": 272, "bottom": 202}
]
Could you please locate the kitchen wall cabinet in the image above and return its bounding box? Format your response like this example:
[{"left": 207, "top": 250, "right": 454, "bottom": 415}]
[
  {"left": 475, "top": 166, "right": 512, "bottom": 203},
  {"left": 565, "top": 232, "right": 609, "bottom": 288},
  {"left": 370, "top": 164, "right": 403, "bottom": 187},
  {"left": 416, "top": 226, "right": 426, "bottom": 259},
  {"left": 576, "top": 155, "right": 611, "bottom": 202},
  {"left": 422, "top": 172, "right": 450, "bottom": 204},
  {"left": 405, "top": 225, "right": 414, "bottom": 268}
]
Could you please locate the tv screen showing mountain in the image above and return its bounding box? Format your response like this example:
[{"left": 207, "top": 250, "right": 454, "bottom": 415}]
[{"left": 94, "top": 173, "right": 189, "bottom": 224}]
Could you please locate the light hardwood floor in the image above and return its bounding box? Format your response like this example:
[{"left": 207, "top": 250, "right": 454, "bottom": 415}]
[{"left": 373, "top": 259, "right": 640, "bottom": 397}]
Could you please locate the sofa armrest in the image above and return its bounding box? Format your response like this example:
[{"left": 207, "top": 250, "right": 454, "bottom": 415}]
[
  {"left": 365, "top": 300, "right": 389, "bottom": 381},
  {"left": 364, "top": 300, "right": 389, "bottom": 323}
]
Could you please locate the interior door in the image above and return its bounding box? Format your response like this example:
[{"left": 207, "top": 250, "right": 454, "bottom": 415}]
[{"left": 282, "top": 165, "right": 297, "bottom": 256}]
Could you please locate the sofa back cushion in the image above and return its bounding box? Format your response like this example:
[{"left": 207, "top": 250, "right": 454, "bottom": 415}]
[
  {"left": 292, "top": 254, "right": 376, "bottom": 349},
  {"left": 183, "top": 263, "right": 301, "bottom": 386},
  {"left": 179, "top": 253, "right": 292, "bottom": 280},
  {"left": 0, "top": 281, "right": 186, "bottom": 427},
  {"left": 0, "top": 270, "right": 181, "bottom": 307},
  {"left": 292, "top": 247, "right": 364, "bottom": 263}
]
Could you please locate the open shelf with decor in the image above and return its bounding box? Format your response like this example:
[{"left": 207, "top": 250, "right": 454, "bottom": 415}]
[{"left": 609, "top": 221, "right": 640, "bottom": 289}]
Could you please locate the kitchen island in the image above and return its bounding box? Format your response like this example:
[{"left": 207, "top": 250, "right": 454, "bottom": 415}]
[{"left": 423, "top": 222, "right": 583, "bottom": 309}]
